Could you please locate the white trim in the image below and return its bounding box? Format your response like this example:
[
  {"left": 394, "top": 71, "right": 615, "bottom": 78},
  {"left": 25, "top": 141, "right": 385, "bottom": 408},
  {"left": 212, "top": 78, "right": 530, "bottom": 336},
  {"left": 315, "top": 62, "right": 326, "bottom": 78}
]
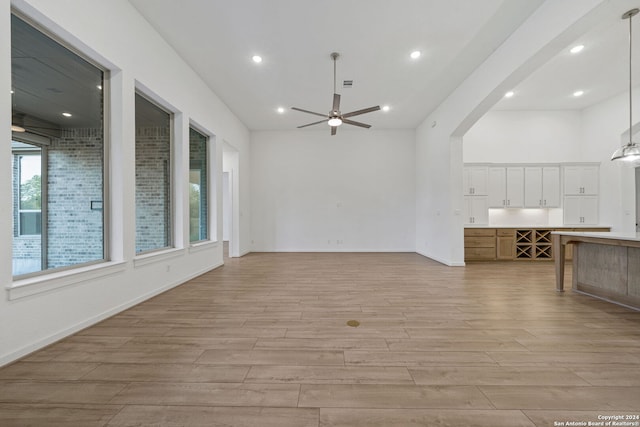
[
  {"left": 0, "top": 261, "right": 223, "bottom": 367},
  {"left": 7, "top": 261, "right": 127, "bottom": 300},
  {"left": 133, "top": 247, "right": 185, "bottom": 268},
  {"left": 188, "top": 240, "right": 219, "bottom": 254}
]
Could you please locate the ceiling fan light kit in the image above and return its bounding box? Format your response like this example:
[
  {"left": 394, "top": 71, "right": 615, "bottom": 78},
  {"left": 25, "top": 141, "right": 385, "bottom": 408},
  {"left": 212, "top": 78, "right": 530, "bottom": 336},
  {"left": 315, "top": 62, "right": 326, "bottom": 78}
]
[
  {"left": 292, "top": 52, "right": 380, "bottom": 136},
  {"left": 612, "top": 8, "right": 640, "bottom": 162}
]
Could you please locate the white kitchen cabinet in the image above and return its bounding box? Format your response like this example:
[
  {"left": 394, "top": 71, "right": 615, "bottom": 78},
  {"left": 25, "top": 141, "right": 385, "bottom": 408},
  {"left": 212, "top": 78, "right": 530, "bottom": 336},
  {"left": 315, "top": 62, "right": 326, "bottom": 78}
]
[
  {"left": 563, "top": 165, "right": 599, "bottom": 195},
  {"left": 464, "top": 196, "right": 488, "bottom": 225},
  {"left": 506, "top": 167, "right": 524, "bottom": 208},
  {"left": 463, "top": 166, "right": 488, "bottom": 196},
  {"left": 488, "top": 167, "right": 506, "bottom": 207},
  {"left": 488, "top": 167, "right": 523, "bottom": 208},
  {"left": 563, "top": 195, "right": 599, "bottom": 225},
  {"left": 524, "top": 166, "right": 560, "bottom": 208}
]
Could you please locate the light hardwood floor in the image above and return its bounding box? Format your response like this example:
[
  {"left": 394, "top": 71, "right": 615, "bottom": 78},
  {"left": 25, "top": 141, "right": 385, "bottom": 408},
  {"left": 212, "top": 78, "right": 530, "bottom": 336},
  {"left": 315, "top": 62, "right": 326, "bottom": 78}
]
[{"left": 1, "top": 252, "right": 639, "bottom": 426}]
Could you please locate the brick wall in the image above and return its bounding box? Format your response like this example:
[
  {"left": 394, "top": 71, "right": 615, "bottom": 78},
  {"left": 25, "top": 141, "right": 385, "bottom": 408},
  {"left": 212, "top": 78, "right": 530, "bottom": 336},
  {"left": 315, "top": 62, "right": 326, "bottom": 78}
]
[
  {"left": 47, "top": 128, "right": 104, "bottom": 268},
  {"left": 136, "top": 126, "right": 171, "bottom": 253}
]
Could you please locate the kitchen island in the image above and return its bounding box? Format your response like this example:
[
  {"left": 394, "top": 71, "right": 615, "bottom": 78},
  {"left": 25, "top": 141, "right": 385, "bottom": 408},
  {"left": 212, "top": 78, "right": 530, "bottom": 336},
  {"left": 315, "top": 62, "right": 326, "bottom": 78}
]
[{"left": 553, "top": 231, "right": 640, "bottom": 310}]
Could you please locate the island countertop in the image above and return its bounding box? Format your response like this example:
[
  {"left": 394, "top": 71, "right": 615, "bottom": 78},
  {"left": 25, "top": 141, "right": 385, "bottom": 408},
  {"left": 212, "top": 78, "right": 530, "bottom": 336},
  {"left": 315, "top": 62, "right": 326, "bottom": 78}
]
[{"left": 551, "top": 230, "right": 640, "bottom": 242}]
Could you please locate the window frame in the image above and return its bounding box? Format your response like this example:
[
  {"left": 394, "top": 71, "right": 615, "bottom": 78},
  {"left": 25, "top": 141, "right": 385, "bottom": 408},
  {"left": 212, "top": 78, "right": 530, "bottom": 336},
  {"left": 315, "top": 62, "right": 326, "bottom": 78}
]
[
  {"left": 11, "top": 11, "right": 110, "bottom": 280},
  {"left": 188, "top": 125, "right": 211, "bottom": 244},
  {"left": 134, "top": 90, "right": 175, "bottom": 255}
]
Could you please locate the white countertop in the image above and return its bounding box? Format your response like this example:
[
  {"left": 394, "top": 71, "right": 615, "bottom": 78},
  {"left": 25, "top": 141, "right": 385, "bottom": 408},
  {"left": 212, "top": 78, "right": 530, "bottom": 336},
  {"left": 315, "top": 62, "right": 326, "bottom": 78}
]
[
  {"left": 465, "top": 225, "right": 610, "bottom": 229},
  {"left": 551, "top": 230, "right": 640, "bottom": 242}
]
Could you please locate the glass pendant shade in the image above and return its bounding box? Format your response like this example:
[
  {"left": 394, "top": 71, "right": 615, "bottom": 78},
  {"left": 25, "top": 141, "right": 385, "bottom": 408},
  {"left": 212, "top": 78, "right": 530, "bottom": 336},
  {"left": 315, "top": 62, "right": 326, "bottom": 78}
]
[{"left": 611, "top": 141, "right": 640, "bottom": 161}]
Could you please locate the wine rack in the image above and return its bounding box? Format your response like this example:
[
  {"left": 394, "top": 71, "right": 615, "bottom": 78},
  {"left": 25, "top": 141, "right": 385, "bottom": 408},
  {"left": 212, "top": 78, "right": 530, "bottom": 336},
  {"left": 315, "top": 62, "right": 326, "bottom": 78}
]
[{"left": 515, "top": 229, "right": 552, "bottom": 260}]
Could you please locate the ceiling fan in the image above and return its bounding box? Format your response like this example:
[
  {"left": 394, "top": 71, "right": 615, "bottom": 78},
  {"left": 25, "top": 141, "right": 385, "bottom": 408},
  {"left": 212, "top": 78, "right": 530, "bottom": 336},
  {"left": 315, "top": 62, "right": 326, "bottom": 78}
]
[{"left": 291, "top": 52, "right": 380, "bottom": 136}]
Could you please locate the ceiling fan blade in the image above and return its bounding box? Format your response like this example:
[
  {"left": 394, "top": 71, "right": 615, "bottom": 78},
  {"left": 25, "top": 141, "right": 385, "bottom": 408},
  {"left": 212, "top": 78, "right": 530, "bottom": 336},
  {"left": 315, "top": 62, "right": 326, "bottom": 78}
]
[
  {"left": 342, "top": 118, "right": 371, "bottom": 129},
  {"left": 291, "top": 107, "right": 328, "bottom": 118},
  {"left": 331, "top": 126, "right": 337, "bottom": 136},
  {"left": 342, "top": 105, "right": 381, "bottom": 118},
  {"left": 332, "top": 93, "right": 341, "bottom": 111},
  {"left": 297, "top": 119, "right": 329, "bottom": 128}
]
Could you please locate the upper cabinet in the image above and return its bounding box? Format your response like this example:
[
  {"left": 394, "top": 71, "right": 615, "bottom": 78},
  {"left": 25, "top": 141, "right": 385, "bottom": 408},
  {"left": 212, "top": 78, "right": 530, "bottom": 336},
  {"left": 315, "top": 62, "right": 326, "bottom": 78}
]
[
  {"left": 563, "top": 165, "right": 599, "bottom": 195},
  {"left": 463, "top": 166, "right": 488, "bottom": 196},
  {"left": 488, "top": 167, "right": 524, "bottom": 208},
  {"left": 523, "top": 166, "right": 560, "bottom": 208}
]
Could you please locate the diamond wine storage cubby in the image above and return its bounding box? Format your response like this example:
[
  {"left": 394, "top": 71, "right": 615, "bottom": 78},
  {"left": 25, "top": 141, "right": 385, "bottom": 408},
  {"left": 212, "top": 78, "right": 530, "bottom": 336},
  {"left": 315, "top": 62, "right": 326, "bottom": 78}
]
[
  {"left": 515, "top": 229, "right": 552, "bottom": 260},
  {"left": 515, "top": 230, "right": 533, "bottom": 259},
  {"left": 534, "top": 230, "right": 553, "bottom": 259}
]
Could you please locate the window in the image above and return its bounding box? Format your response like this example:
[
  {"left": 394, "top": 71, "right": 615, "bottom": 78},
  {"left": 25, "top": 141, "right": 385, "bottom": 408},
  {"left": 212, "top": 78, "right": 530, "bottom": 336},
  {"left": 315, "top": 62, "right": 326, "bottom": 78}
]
[
  {"left": 189, "top": 128, "right": 209, "bottom": 243},
  {"left": 135, "top": 93, "right": 172, "bottom": 253},
  {"left": 18, "top": 151, "right": 42, "bottom": 236},
  {"left": 11, "top": 14, "right": 105, "bottom": 277}
]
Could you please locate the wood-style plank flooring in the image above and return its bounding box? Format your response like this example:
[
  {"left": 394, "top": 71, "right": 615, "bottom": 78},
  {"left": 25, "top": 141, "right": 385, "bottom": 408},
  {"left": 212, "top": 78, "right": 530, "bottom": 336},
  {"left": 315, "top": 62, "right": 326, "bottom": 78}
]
[{"left": 1, "top": 251, "right": 639, "bottom": 426}]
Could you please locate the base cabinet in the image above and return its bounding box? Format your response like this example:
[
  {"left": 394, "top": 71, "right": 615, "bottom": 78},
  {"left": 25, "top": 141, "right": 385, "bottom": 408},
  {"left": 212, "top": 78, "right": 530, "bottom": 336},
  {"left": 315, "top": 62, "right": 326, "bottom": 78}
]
[
  {"left": 496, "top": 229, "right": 515, "bottom": 260},
  {"left": 464, "top": 227, "right": 610, "bottom": 261},
  {"left": 464, "top": 228, "right": 496, "bottom": 260}
]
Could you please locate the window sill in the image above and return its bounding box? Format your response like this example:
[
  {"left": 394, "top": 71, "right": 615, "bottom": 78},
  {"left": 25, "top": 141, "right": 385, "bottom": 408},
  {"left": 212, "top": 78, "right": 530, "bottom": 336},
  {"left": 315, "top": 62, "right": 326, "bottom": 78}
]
[
  {"left": 189, "top": 240, "right": 219, "bottom": 253},
  {"left": 6, "top": 261, "right": 127, "bottom": 301},
  {"left": 133, "top": 247, "right": 185, "bottom": 268}
]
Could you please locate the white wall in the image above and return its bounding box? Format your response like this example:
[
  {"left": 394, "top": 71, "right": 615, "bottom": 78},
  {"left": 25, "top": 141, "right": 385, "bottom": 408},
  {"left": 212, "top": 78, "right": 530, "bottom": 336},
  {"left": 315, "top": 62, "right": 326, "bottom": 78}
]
[
  {"left": 463, "top": 110, "right": 582, "bottom": 163},
  {"left": 0, "top": 0, "right": 251, "bottom": 365},
  {"left": 581, "top": 90, "right": 639, "bottom": 231},
  {"left": 251, "top": 129, "right": 416, "bottom": 252}
]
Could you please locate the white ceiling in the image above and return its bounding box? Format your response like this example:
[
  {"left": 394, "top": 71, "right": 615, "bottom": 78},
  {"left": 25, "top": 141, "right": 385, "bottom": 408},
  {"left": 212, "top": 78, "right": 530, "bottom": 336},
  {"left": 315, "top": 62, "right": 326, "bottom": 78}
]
[{"left": 129, "top": 0, "right": 640, "bottom": 131}]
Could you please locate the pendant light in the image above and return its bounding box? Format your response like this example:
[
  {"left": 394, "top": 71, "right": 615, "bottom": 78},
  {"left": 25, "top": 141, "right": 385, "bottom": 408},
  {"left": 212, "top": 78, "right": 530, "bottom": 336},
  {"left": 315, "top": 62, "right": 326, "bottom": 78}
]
[{"left": 612, "top": 8, "right": 640, "bottom": 161}]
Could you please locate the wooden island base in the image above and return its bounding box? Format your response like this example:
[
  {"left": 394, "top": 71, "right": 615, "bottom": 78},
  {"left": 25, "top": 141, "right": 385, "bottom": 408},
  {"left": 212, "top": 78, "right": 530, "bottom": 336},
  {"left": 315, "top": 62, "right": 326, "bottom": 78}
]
[{"left": 553, "top": 231, "right": 640, "bottom": 310}]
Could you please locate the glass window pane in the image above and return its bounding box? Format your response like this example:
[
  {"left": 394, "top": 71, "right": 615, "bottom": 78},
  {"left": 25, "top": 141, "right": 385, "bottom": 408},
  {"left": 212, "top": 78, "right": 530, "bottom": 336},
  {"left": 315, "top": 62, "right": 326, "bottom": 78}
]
[
  {"left": 11, "top": 14, "right": 105, "bottom": 277},
  {"left": 189, "top": 128, "right": 208, "bottom": 243},
  {"left": 135, "top": 93, "right": 172, "bottom": 253}
]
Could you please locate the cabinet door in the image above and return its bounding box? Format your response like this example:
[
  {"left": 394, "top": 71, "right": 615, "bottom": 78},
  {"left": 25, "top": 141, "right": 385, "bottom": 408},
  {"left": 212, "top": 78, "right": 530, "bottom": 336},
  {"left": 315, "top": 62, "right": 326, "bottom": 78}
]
[
  {"left": 464, "top": 196, "right": 488, "bottom": 225},
  {"left": 563, "top": 166, "right": 583, "bottom": 195},
  {"left": 580, "top": 196, "right": 599, "bottom": 224},
  {"left": 464, "top": 167, "right": 488, "bottom": 196},
  {"left": 580, "top": 166, "right": 599, "bottom": 195},
  {"left": 524, "top": 167, "right": 543, "bottom": 208},
  {"left": 563, "top": 165, "right": 599, "bottom": 195},
  {"left": 563, "top": 196, "right": 582, "bottom": 224},
  {"left": 497, "top": 236, "right": 515, "bottom": 259},
  {"left": 505, "top": 167, "right": 524, "bottom": 208},
  {"left": 488, "top": 167, "right": 506, "bottom": 208},
  {"left": 563, "top": 196, "right": 598, "bottom": 225},
  {"left": 542, "top": 167, "right": 560, "bottom": 207}
]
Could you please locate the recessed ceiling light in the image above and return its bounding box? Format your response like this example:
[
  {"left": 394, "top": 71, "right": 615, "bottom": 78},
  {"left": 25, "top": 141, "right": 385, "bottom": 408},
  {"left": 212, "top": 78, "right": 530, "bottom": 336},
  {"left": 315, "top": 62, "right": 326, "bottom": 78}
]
[
  {"left": 570, "top": 44, "right": 584, "bottom": 54},
  {"left": 97, "top": 85, "right": 102, "bottom": 90},
  {"left": 252, "top": 55, "right": 263, "bottom": 63},
  {"left": 62, "top": 112, "right": 72, "bottom": 117},
  {"left": 382, "top": 105, "right": 390, "bottom": 112},
  {"left": 504, "top": 91, "right": 515, "bottom": 98},
  {"left": 410, "top": 50, "right": 421, "bottom": 59},
  {"left": 277, "top": 107, "right": 285, "bottom": 114},
  {"left": 573, "top": 90, "right": 584, "bottom": 97}
]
